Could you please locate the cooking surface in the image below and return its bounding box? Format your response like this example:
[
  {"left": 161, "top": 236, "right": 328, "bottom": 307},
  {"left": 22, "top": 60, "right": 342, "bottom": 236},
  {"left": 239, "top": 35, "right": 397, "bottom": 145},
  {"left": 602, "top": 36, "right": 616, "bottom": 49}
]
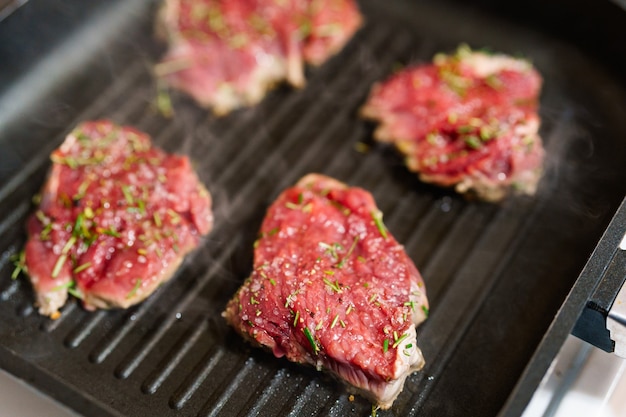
[{"left": 1, "top": 0, "right": 625, "bottom": 416}]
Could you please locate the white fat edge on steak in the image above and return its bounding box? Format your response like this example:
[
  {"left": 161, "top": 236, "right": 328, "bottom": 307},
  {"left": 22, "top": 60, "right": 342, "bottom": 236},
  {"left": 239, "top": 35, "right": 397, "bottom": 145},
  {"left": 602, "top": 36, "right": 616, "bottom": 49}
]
[
  {"left": 452, "top": 114, "right": 542, "bottom": 201},
  {"left": 456, "top": 50, "right": 532, "bottom": 78}
]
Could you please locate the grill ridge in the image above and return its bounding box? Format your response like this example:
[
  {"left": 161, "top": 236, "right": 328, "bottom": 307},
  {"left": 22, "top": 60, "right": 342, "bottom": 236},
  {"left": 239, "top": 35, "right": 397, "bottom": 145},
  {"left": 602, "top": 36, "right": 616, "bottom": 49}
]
[{"left": 141, "top": 316, "right": 210, "bottom": 394}]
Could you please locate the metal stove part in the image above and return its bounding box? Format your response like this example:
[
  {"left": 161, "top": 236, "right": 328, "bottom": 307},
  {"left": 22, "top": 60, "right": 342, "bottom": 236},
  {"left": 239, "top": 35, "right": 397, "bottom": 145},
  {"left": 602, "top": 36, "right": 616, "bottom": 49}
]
[
  {"left": 572, "top": 199, "right": 626, "bottom": 354},
  {"left": 0, "top": 0, "right": 27, "bottom": 22},
  {"left": 607, "top": 231, "right": 626, "bottom": 358}
]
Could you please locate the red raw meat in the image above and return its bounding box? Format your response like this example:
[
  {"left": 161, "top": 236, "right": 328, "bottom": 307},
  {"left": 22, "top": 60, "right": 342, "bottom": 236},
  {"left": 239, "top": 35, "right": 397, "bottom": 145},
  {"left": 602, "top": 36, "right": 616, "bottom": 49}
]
[
  {"left": 361, "top": 45, "right": 545, "bottom": 201},
  {"left": 23, "top": 120, "right": 213, "bottom": 317},
  {"left": 223, "top": 174, "right": 428, "bottom": 409},
  {"left": 156, "top": 0, "right": 362, "bottom": 114}
]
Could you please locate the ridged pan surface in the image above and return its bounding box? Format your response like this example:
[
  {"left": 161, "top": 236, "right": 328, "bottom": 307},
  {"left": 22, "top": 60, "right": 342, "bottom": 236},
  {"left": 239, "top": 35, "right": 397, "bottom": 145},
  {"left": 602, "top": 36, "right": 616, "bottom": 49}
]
[{"left": 0, "top": 0, "right": 625, "bottom": 416}]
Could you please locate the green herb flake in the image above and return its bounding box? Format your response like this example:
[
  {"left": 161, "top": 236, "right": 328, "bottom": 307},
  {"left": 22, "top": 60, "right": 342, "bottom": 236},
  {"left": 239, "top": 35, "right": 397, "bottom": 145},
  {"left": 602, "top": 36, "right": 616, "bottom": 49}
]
[
  {"left": 11, "top": 250, "right": 27, "bottom": 280},
  {"left": 302, "top": 327, "right": 319, "bottom": 355},
  {"left": 62, "top": 236, "right": 77, "bottom": 255},
  {"left": 269, "top": 278, "right": 276, "bottom": 286},
  {"left": 122, "top": 186, "right": 134, "bottom": 205},
  {"left": 422, "top": 306, "right": 430, "bottom": 317},
  {"left": 51, "top": 254, "right": 68, "bottom": 278},
  {"left": 485, "top": 74, "right": 503, "bottom": 90},
  {"left": 267, "top": 227, "right": 279, "bottom": 236},
  {"left": 153, "top": 212, "right": 162, "bottom": 228},
  {"left": 336, "top": 236, "right": 359, "bottom": 268},
  {"left": 102, "top": 227, "right": 121, "bottom": 238},
  {"left": 126, "top": 278, "right": 142, "bottom": 300},
  {"left": 68, "top": 286, "right": 83, "bottom": 299},
  {"left": 331, "top": 314, "right": 339, "bottom": 328},
  {"left": 84, "top": 207, "right": 95, "bottom": 219},
  {"left": 323, "top": 278, "right": 342, "bottom": 293},
  {"left": 73, "top": 262, "right": 92, "bottom": 274},
  {"left": 293, "top": 310, "right": 300, "bottom": 327},
  {"left": 464, "top": 135, "right": 482, "bottom": 150},
  {"left": 51, "top": 280, "right": 75, "bottom": 292},
  {"left": 392, "top": 333, "right": 410, "bottom": 349},
  {"left": 370, "top": 210, "right": 388, "bottom": 239},
  {"left": 285, "top": 202, "right": 300, "bottom": 210},
  {"left": 382, "top": 339, "right": 389, "bottom": 353}
]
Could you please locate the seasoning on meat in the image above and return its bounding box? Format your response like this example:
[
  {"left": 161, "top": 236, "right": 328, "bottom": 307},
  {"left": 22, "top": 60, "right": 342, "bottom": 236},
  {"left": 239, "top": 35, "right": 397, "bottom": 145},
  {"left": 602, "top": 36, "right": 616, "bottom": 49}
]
[
  {"left": 361, "top": 45, "right": 545, "bottom": 202},
  {"left": 223, "top": 174, "right": 429, "bottom": 409},
  {"left": 155, "top": 0, "right": 362, "bottom": 114},
  {"left": 22, "top": 120, "right": 213, "bottom": 317}
]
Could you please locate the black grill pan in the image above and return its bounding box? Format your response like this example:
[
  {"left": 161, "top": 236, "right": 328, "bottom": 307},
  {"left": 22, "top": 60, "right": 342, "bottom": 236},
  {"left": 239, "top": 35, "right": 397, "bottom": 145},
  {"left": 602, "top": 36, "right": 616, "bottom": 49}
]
[{"left": 1, "top": 0, "right": 625, "bottom": 416}]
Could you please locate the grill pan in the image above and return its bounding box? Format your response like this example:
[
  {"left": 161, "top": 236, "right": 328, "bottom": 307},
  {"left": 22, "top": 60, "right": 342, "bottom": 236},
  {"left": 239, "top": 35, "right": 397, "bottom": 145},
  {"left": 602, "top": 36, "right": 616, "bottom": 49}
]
[{"left": 1, "top": 0, "right": 626, "bottom": 416}]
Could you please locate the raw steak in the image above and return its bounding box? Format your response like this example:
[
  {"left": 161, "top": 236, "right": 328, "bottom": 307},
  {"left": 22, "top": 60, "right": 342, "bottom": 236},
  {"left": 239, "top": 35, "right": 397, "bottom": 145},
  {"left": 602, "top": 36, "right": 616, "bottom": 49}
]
[
  {"left": 22, "top": 120, "right": 213, "bottom": 317},
  {"left": 156, "top": 0, "right": 362, "bottom": 114},
  {"left": 223, "top": 174, "right": 429, "bottom": 409},
  {"left": 361, "top": 45, "right": 545, "bottom": 202}
]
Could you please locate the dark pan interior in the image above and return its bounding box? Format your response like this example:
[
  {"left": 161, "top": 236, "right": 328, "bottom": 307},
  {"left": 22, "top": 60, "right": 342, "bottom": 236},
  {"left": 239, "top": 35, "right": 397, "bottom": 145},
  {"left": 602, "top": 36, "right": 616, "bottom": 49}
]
[{"left": 0, "top": 0, "right": 625, "bottom": 416}]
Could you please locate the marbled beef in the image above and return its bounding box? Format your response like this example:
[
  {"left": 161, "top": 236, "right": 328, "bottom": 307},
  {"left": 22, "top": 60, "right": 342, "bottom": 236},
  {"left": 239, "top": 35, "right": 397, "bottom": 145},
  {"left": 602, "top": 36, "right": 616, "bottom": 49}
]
[
  {"left": 361, "top": 45, "right": 545, "bottom": 202},
  {"left": 223, "top": 174, "right": 428, "bottom": 409},
  {"left": 156, "top": 0, "right": 362, "bottom": 114},
  {"left": 22, "top": 120, "right": 213, "bottom": 317}
]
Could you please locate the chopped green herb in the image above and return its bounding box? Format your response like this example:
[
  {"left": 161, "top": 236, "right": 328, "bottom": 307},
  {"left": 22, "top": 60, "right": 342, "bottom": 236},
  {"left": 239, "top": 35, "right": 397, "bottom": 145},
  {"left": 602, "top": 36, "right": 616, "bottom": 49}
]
[
  {"left": 404, "top": 300, "right": 415, "bottom": 311},
  {"left": 156, "top": 86, "right": 174, "bottom": 118},
  {"left": 339, "top": 319, "right": 346, "bottom": 328},
  {"left": 167, "top": 209, "right": 181, "bottom": 225},
  {"left": 370, "top": 210, "right": 388, "bottom": 239},
  {"left": 293, "top": 310, "right": 300, "bottom": 327},
  {"left": 267, "top": 227, "right": 279, "bottom": 236},
  {"left": 457, "top": 125, "right": 474, "bottom": 134},
  {"left": 464, "top": 135, "right": 482, "bottom": 150},
  {"left": 368, "top": 293, "right": 378, "bottom": 303},
  {"left": 323, "top": 270, "right": 335, "bottom": 276},
  {"left": 62, "top": 236, "right": 77, "bottom": 254},
  {"left": 11, "top": 250, "right": 27, "bottom": 280},
  {"left": 302, "top": 327, "right": 319, "bottom": 354},
  {"left": 73, "top": 262, "right": 92, "bottom": 273},
  {"left": 285, "top": 202, "right": 300, "bottom": 210},
  {"left": 323, "top": 278, "right": 342, "bottom": 293},
  {"left": 383, "top": 339, "right": 389, "bottom": 353},
  {"left": 269, "top": 278, "right": 276, "bottom": 286},
  {"left": 422, "top": 306, "right": 430, "bottom": 317},
  {"left": 301, "top": 203, "right": 313, "bottom": 213},
  {"left": 250, "top": 296, "right": 260, "bottom": 305},
  {"left": 153, "top": 212, "right": 162, "bottom": 227},
  {"left": 485, "top": 74, "right": 503, "bottom": 90},
  {"left": 126, "top": 278, "right": 142, "bottom": 299},
  {"left": 51, "top": 280, "right": 74, "bottom": 292},
  {"left": 84, "top": 207, "right": 95, "bottom": 219},
  {"left": 122, "top": 186, "right": 134, "bottom": 205},
  {"left": 68, "top": 286, "right": 83, "bottom": 299},
  {"left": 392, "top": 333, "right": 410, "bottom": 348},
  {"left": 336, "top": 236, "right": 359, "bottom": 268},
  {"left": 51, "top": 254, "right": 68, "bottom": 278},
  {"left": 331, "top": 314, "right": 339, "bottom": 328},
  {"left": 346, "top": 304, "right": 353, "bottom": 315},
  {"left": 102, "top": 227, "right": 121, "bottom": 238}
]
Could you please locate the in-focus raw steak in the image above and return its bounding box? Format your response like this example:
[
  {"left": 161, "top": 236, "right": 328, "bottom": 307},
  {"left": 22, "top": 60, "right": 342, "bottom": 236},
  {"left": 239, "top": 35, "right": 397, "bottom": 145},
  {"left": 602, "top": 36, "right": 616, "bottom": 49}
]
[
  {"left": 156, "top": 0, "right": 362, "bottom": 114},
  {"left": 21, "top": 120, "right": 213, "bottom": 317},
  {"left": 223, "top": 174, "right": 428, "bottom": 409},
  {"left": 361, "top": 45, "right": 545, "bottom": 202}
]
